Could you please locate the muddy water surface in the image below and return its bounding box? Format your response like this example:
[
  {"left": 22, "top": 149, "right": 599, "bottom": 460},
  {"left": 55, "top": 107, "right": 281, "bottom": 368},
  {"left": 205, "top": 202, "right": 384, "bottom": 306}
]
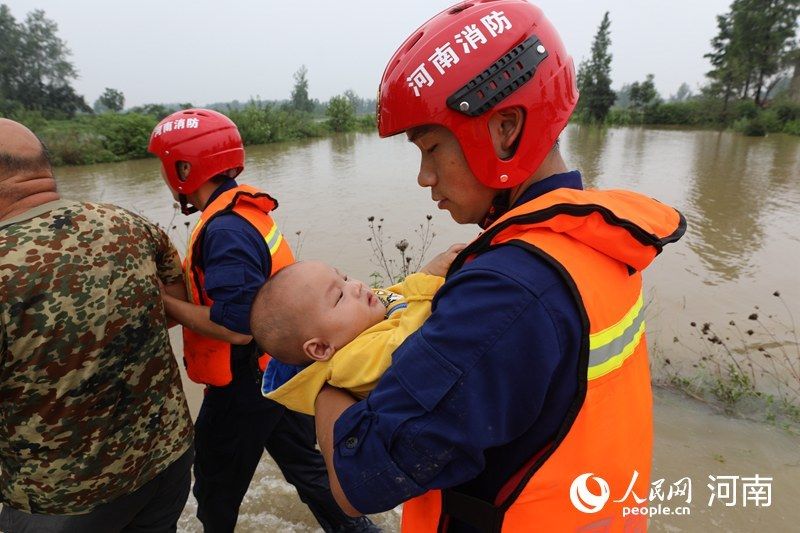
[{"left": 52, "top": 126, "right": 800, "bottom": 531}]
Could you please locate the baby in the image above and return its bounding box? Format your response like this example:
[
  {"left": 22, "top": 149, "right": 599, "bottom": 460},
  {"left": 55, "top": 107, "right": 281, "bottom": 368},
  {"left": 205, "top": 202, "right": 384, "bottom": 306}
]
[{"left": 249, "top": 244, "right": 464, "bottom": 415}]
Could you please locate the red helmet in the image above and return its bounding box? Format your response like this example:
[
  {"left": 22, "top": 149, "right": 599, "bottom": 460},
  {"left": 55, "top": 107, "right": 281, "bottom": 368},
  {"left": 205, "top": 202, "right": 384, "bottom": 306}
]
[
  {"left": 378, "top": 0, "right": 578, "bottom": 189},
  {"left": 147, "top": 108, "right": 244, "bottom": 196}
]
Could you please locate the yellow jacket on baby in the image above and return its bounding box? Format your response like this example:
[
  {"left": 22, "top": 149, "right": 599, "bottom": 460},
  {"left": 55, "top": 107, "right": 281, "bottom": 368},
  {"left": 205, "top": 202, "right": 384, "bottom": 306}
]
[{"left": 265, "top": 272, "right": 444, "bottom": 415}]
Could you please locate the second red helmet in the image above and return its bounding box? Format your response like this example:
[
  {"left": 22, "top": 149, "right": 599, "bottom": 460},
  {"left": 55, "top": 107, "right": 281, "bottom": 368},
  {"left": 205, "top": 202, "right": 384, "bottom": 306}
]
[
  {"left": 148, "top": 108, "right": 244, "bottom": 196},
  {"left": 378, "top": 0, "right": 578, "bottom": 189}
]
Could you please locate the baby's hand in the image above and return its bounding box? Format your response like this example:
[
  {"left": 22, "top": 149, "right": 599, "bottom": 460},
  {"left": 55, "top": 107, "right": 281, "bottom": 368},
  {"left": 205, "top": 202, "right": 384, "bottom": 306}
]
[{"left": 420, "top": 243, "right": 467, "bottom": 277}]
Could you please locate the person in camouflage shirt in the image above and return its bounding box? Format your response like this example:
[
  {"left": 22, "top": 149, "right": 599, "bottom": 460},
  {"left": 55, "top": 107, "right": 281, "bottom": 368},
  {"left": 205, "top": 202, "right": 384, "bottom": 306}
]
[{"left": 0, "top": 118, "right": 193, "bottom": 531}]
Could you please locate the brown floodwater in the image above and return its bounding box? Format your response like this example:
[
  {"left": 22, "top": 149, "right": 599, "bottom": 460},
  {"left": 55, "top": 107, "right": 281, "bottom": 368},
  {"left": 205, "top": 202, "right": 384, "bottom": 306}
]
[{"left": 49, "top": 125, "right": 799, "bottom": 531}]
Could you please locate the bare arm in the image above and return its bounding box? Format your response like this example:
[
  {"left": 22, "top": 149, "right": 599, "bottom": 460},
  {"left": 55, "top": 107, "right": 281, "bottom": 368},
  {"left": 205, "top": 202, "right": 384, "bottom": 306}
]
[
  {"left": 315, "top": 385, "right": 361, "bottom": 516},
  {"left": 161, "top": 276, "right": 187, "bottom": 329},
  {"left": 153, "top": 237, "right": 189, "bottom": 330},
  {"left": 162, "top": 292, "right": 252, "bottom": 345}
]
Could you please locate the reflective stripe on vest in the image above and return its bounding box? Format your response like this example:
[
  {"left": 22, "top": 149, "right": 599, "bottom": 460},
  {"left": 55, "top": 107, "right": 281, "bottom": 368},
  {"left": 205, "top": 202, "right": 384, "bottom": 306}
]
[
  {"left": 401, "top": 187, "right": 685, "bottom": 533},
  {"left": 265, "top": 223, "right": 285, "bottom": 256},
  {"left": 182, "top": 184, "right": 294, "bottom": 386},
  {"left": 588, "top": 291, "right": 645, "bottom": 380}
]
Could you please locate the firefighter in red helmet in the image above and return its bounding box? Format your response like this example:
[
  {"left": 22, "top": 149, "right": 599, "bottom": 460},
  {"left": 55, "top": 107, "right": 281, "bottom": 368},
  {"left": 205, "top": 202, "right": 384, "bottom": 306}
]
[
  {"left": 149, "top": 109, "right": 378, "bottom": 533},
  {"left": 315, "top": 2, "right": 685, "bottom": 532}
]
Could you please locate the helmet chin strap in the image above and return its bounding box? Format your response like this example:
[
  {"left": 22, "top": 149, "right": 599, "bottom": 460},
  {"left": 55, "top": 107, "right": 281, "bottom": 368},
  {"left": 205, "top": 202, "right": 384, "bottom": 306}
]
[
  {"left": 480, "top": 189, "right": 511, "bottom": 229},
  {"left": 179, "top": 194, "right": 198, "bottom": 215}
]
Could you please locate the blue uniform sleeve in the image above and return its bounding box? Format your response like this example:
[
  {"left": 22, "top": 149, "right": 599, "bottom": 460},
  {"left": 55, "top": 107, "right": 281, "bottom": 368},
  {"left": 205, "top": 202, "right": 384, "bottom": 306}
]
[
  {"left": 331, "top": 249, "right": 579, "bottom": 514},
  {"left": 202, "top": 214, "right": 271, "bottom": 335}
]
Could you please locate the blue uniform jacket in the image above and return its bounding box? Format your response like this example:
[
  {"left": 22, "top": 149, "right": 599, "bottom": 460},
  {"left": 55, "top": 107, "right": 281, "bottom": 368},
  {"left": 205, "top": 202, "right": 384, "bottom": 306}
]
[
  {"left": 201, "top": 179, "right": 298, "bottom": 381},
  {"left": 202, "top": 179, "right": 268, "bottom": 336},
  {"left": 333, "top": 172, "right": 584, "bottom": 525}
]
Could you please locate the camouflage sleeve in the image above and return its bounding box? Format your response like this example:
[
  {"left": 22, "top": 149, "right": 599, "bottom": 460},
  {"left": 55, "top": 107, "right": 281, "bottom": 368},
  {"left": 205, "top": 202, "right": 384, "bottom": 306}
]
[
  {"left": 150, "top": 224, "right": 183, "bottom": 285},
  {"left": 0, "top": 313, "right": 6, "bottom": 367},
  {"left": 119, "top": 207, "right": 183, "bottom": 285}
]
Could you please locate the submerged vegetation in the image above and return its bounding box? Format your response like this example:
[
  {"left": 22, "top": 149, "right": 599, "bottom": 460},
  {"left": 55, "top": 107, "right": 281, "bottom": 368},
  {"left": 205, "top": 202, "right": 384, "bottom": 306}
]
[
  {"left": 655, "top": 291, "right": 800, "bottom": 432},
  {"left": 4, "top": 96, "right": 376, "bottom": 168},
  {"left": 367, "top": 221, "right": 800, "bottom": 431},
  {"left": 602, "top": 96, "right": 800, "bottom": 137},
  {"left": 6, "top": 89, "right": 376, "bottom": 167}
]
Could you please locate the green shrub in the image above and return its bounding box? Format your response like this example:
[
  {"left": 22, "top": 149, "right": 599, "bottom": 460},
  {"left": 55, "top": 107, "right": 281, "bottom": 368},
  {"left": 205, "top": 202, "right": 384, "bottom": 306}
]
[
  {"left": 325, "top": 95, "right": 356, "bottom": 133},
  {"left": 40, "top": 128, "right": 115, "bottom": 166},
  {"left": 772, "top": 101, "right": 800, "bottom": 124},
  {"left": 0, "top": 98, "right": 23, "bottom": 117},
  {"left": 606, "top": 98, "right": 729, "bottom": 127},
  {"left": 605, "top": 108, "right": 635, "bottom": 126},
  {"left": 95, "top": 113, "right": 157, "bottom": 159},
  {"left": 227, "top": 104, "right": 273, "bottom": 144},
  {"left": 660, "top": 99, "right": 727, "bottom": 126},
  {"left": 733, "top": 116, "right": 767, "bottom": 137},
  {"left": 33, "top": 113, "right": 155, "bottom": 165},
  {"left": 759, "top": 110, "right": 782, "bottom": 133},
  {"left": 226, "top": 103, "right": 323, "bottom": 145},
  {"left": 356, "top": 113, "right": 377, "bottom": 130},
  {"left": 271, "top": 108, "right": 323, "bottom": 141},
  {"left": 783, "top": 119, "right": 800, "bottom": 136},
  {"left": 127, "top": 103, "right": 173, "bottom": 121},
  {"left": 6, "top": 107, "right": 49, "bottom": 132},
  {"left": 733, "top": 100, "right": 759, "bottom": 120},
  {"left": 644, "top": 102, "right": 695, "bottom": 125}
]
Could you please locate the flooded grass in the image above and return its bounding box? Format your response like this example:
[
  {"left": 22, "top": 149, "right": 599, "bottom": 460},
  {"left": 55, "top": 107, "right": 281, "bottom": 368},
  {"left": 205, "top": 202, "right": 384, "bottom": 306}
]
[
  {"left": 653, "top": 291, "right": 800, "bottom": 433},
  {"left": 365, "top": 215, "right": 800, "bottom": 433}
]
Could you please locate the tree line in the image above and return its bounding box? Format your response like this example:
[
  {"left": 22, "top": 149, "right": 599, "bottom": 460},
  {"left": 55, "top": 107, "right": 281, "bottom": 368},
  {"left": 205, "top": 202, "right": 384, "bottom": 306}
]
[
  {"left": 0, "top": 5, "right": 376, "bottom": 166},
  {"left": 0, "top": 5, "right": 374, "bottom": 123},
  {"left": 576, "top": 0, "right": 800, "bottom": 135},
  {"left": 3, "top": 1, "right": 798, "bottom": 158}
]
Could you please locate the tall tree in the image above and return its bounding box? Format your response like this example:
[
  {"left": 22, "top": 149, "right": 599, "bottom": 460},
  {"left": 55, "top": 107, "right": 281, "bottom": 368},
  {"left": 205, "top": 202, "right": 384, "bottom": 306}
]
[
  {"left": 705, "top": 12, "right": 740, "bottom": 109},
  {"left": 342, "top": 89, "right": 364, "bottom": 114},
  {"left": 576, "top": 12, "right": 616, "bottom": 123},
  {"left": 669, "top": 82, "right": 693, "bottom": 102},
  {"left": 741, "top": 0, "right": 800, "bottom": 106},
  {"left": 614, "top": 83, "right": 633, "bottom": 109},
  {"left": 789, "top": 50, "right": 800, "bottom": 103},
  {"left": 705, "top": 0, "right": 800, "bottom": 107},
  {"left": 326, "top": 94, "right": 356, "bottom": 132},
  {"left": 95, "top": 87, "right": 125, "bottom": 113},
  {"left": 290, "top": 65, "right": 314, "bottom": 113},
  {"left": 0, "top": 5, "right": 88, "bottom": 116},
  {"left": 628, "top": 74, "right": 661, "bottom": 123},
  {"left": 45, "top": 85, "right": 91, "bottom": 117},
  {"left": 0, "top": 5, "right": 22, "bottom": 102},
  {"left": 629, "top": 74, "right": 660, "bottom": 111}
]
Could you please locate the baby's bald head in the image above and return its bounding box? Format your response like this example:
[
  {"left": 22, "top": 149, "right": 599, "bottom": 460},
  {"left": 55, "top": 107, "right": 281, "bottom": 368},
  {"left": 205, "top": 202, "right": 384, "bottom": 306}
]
[
  {"left": 250, "top": 262, "right": 314, "bottom": 366},
  {"left": 251, "top": 260, "right": 385, "bottom": 367}
]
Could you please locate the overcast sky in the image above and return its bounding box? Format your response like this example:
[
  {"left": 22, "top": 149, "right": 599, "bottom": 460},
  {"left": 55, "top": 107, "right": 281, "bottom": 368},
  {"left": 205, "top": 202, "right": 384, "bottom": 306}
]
[{"left": 5, "top": 0, "right": 732, "bottom": 107}]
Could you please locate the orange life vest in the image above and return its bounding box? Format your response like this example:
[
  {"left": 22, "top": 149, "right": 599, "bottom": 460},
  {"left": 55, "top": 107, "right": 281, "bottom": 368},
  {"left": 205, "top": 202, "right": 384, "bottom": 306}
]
[
  {"left": 183, "top": 184, "right": 295, "bottom": 387},
  {"left": 401, "top": 188, "right": 685, "bottom": 533}
]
